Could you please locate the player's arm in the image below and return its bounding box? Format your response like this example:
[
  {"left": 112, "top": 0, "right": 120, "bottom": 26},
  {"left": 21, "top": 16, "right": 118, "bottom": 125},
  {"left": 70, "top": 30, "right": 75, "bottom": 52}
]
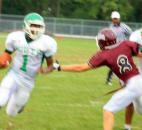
[
  {"left": 60, "top": 63, "right": 92, "bottom": 72},
  {"left": 45, "top": 56, "right": 54, "bottom": 73},
  {"left": 54, "top": 52, "right": 104, "bottom": 72},
  {"left": 40, "top": 56, "right": 54, "bottom": 74},
  {"left": 40, "top": 37, "right": 57, "bottom": 74}
]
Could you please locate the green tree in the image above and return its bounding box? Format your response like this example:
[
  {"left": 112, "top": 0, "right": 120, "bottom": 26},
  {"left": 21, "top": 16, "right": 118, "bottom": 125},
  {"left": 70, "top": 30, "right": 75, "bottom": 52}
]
[
  {"left": 2, "top": 0, "right": 50, "bottom": 16},
  {"left": 129, "top": 0, "right": 142, "bottom": 22},
  {"left": 1, "top": 0, "right": 140, "bottom": 22}
]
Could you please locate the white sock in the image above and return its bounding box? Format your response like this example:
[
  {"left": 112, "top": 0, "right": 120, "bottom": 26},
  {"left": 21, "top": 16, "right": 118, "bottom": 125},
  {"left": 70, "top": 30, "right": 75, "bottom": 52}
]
[{"left": 124, "top": 124, "right": 131, "bottom": 130}]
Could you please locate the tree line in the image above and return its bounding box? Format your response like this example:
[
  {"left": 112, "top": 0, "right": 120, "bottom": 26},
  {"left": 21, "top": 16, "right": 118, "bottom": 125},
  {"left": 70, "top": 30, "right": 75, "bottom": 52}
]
[{"left": 1, "top": 0, "right": 142, "bottom": 22}]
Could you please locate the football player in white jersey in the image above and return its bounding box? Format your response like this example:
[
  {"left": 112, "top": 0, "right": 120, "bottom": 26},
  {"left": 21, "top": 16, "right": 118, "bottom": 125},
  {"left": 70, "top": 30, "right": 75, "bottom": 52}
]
[
  {"left": 123, "top": 29, "right": 142, "bottom": 130},
  {"left": 0, "top": 12, "right": 57, "bottom": 117},
  {"left": 129, "top": 28, "right": 142, "bottom": 73},
  {"left": 129, "top": 28, "right": 142, "bottom": 113}
]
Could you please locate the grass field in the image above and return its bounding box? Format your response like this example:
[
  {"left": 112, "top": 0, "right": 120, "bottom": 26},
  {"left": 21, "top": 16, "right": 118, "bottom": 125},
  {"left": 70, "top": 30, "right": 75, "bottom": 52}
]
[{"left": 0, "top": 34, "right": 141, "bottom": 130}]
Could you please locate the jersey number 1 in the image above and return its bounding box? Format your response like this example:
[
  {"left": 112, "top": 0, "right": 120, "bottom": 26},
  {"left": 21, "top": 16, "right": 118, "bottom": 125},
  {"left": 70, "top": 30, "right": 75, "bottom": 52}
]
[{"left": 20, "top": 55, "right": 28, "bottom": 72}]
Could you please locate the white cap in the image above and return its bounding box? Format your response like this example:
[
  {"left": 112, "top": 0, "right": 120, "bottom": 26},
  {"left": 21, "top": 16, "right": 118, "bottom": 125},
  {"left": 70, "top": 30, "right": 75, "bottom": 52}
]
[{"left": 111, "top": 11, "right": 120, "bottom": 19}]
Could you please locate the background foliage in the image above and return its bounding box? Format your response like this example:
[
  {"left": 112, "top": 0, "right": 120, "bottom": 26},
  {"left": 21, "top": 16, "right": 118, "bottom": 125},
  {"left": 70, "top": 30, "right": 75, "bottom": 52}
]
[{"left": 1, "top": 0, "right": 142, "bottom": 22}]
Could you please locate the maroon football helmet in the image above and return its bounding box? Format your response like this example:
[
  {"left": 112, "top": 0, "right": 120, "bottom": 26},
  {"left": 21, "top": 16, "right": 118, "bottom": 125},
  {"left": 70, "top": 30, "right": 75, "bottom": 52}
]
[{"left": 97, "top": 28, "right": 117, "bottom": 50}]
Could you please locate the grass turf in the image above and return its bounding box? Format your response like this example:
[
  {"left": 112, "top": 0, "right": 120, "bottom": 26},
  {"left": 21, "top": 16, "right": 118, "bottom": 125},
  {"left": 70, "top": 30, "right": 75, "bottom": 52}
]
[{"left": 0, "top": 34, "right": 141, "bottom": 130}]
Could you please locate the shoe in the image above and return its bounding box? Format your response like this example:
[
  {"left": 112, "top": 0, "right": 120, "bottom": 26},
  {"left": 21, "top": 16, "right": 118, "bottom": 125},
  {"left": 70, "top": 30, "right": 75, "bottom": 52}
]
[
  {"left": 108, "top": 82, "right": 112, "bottom": 86},
  {"left": 106, "top": 81, "right": 112, "bottom": 86},
  {"left": 18, "top": 106, "right": 25, "bottom": 113}
]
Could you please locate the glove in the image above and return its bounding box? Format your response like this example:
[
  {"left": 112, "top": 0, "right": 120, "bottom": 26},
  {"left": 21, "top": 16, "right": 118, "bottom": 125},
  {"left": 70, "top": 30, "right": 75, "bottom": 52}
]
[
  {"left": 53, "top": 60, "right": 61, "bottom": 71},
  {"left": 0, "top": 52, "right": 12, "bottom": 68}
]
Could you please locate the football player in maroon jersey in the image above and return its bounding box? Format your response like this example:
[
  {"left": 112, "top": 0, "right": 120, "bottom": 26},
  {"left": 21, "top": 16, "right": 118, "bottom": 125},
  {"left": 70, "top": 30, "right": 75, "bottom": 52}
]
[{"left": 43, "top": 28, "right": 142, "bottom": 130}]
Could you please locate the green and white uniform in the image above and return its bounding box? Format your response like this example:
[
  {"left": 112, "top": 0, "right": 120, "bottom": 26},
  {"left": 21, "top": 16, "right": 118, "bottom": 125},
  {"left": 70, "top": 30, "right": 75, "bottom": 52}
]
[
  {"left": 6, "top": 31, "right": 57, "bottom": 88},
  {"left": 0, "top": 31, "right": 57, "bottom": 116}
]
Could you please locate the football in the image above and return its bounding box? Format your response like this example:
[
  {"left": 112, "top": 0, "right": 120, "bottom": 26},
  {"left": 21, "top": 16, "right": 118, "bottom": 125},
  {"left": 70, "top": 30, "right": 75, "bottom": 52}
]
[{"left": 0, "top": 52, "right": 12, "bottom": 68}]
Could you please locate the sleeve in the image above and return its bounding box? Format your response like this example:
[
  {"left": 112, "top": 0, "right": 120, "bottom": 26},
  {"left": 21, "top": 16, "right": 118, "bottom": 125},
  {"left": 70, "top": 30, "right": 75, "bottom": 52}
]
[
  {"left": 88, "top": 52, "right": 106, "bottom": 68},
  {"left": 44, "top": 38, "right": 57, "bottom": 58},
  {"left": 5, "top": 33, "right": 16, "bottom": 52}
]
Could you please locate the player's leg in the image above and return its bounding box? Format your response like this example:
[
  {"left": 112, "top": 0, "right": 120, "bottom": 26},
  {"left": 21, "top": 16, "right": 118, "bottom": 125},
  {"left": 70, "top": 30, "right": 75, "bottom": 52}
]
[
  {"left": 0, "top": 72, "right": 16, "bottom": 107},
  {"left": 6, "top": 86, "right": 31, "bottom": 117},
  {"left": 119, "top": 80, "right": 134, "bottom": 130},
  {"left": 103, "top": 89, "right": 134, "bottom": 130},
  {"left": 103, "top": 75, "right": 142, "bottom": 130},
  {"left": 124, "top": 103, "right": 134, "bottom": 130},
  {"left": 106, "top": 69, "right": 113, "bottom": 85},
  {"left": 103, "top": 110, "right": 114, "bottom": 130}
]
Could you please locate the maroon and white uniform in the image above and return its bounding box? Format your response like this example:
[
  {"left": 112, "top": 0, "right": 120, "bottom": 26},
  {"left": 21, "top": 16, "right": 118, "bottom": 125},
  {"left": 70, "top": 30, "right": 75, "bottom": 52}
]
[
  {"left": 88, "top": 40, "right": 139, "bottom": 83},
  {"left": 88, "top": 41, "right": 142, "bottom": 113}
]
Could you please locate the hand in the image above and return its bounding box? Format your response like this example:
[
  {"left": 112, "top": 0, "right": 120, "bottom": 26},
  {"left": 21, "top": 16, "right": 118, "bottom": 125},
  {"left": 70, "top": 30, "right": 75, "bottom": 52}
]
[
  {"left": 53, "top": 60, "right": 61, "bottom": 71},
  {"left": 38, "top": 67, "right": 49, "bottom": 74},
  {"left": 0, "top": 52, "right": 12, "bottom": 69}
]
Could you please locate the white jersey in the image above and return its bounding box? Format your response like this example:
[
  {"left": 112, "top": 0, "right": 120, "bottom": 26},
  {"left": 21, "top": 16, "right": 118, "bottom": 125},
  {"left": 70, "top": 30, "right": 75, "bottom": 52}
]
[
  {"left": 129, "top": 28, "right": 142, "bottom": 73},
  {"left": 6, "top": 31, "right": 57, "bottom": 79},
  {"left": 129, "top": 28, "right": 142, "bottom": 45}
]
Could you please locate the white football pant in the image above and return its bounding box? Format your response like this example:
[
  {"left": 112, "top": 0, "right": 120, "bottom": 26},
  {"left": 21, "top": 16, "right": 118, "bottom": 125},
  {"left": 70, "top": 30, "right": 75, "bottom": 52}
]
[
  {"left": 103, "top": 75, "right": 142, "bottom": 113},
  {"left": 0, "top": 70, "right": 33, "bottom": 117}
]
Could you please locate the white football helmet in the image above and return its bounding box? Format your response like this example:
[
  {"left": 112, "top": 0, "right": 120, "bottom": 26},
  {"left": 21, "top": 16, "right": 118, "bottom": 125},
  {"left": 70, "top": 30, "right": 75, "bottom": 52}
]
[{"left": 23, "top": 12, "right": 45, "bottom": 40}]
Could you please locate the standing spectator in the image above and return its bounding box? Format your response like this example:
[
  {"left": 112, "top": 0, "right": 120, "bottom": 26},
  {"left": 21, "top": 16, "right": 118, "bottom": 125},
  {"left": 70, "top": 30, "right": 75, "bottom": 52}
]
[{"left": 106, "top": 11, "right": 132, "bottom": 86}]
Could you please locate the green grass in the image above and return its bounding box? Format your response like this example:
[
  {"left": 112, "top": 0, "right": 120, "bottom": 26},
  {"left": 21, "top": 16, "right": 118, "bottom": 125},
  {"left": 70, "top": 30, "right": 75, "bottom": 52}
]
[{"left": 0, "top": 34, "right": 141, "bottom": 130}]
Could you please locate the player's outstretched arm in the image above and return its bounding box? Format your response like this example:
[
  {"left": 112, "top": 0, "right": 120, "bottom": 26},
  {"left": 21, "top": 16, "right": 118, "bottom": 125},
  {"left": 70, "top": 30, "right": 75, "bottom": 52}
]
[
  {"left": 54, "top": 61, "right": 92, "bottom": 72},
  {"left": 61, "top": 64, "right": 92, "bottom": 72}
]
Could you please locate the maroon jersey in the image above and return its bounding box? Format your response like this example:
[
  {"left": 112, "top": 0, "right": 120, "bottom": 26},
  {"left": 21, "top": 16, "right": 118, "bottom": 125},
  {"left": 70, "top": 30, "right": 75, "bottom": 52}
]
[{"left": 88, "top": 40, "right": 139, "bottom": 83}]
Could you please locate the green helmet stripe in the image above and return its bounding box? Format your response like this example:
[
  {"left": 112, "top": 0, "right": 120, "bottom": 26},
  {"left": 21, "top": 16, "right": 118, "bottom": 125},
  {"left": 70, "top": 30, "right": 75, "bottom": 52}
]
[{"left": 24, "top": 13, "right": 44, "bottom": 22}]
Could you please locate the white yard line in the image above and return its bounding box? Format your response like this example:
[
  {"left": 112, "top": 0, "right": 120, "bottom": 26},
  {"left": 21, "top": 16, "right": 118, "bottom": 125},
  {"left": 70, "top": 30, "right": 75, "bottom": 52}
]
[
  {"left": 35, "top": 85, "right": 97, "bottom": 92},
  {"left": 43, "top": 100, "right": 104, "bottom": 108}
]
